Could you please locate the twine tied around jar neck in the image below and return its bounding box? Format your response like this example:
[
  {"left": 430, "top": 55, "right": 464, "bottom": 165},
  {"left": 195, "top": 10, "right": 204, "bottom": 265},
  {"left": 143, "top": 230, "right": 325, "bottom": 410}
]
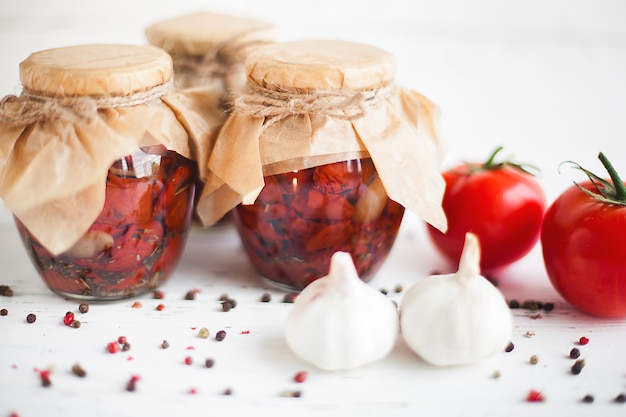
[
  {"left": 0, "top": 78, "right": 174, "bottom": 128},
  {"left": 229, "top": 83, "right": 396, "bottom": 130}
]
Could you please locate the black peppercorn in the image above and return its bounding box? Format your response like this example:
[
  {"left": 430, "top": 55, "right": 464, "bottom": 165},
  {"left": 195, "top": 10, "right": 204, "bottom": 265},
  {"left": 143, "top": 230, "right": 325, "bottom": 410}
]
[
  {"left": 581, "top": 394, "right": 594, "bottom": 403},
  {"left": 184, "top": 290, "right": 196, "bottom": 300},
  {"left": 614, "top": 393, "right": 626, "bottom": 404},
  {"left": 0, "top": 308, "right": 7, "bottom": 316},
  {"left": 0, "top": 285, "right": 14, "bottom": 297},
  {"left": 571, "top": 359, "right": 585, "bottom": 375},
  {"left": 260, "top": 292, "right": 271, "bottom": 302},
  {"left": 71, "top": 364, "right": 86, "bottom": 378},
  {"left": 505, "top": 341, "right": 514, "bottom": 352},
  {"left": 215, "top": 330, "right": 227, "bottom": 341},
  {"left": 205, "top": 358, "right": 215, "bottom": 368},
  {"left": 542, "top": 302, "right": 554, "bottom": 312},
  {"left": 508, "top": 300, "right": 520, "bottom": 309},
  {"left": 78, "top": 303, "right": 89, "bottom": 314},
  {"left": 26, "top": 313, "right": 36, "bottom": 323},
  {"left": 569, "top": 347, "right": 581, "bottom": 359}
]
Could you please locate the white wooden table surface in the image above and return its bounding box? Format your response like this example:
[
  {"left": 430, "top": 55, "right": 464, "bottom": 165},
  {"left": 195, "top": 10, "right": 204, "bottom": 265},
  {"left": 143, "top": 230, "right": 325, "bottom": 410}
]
[{"left": 2, "top": 1, "right": 626, "bottom": 416}]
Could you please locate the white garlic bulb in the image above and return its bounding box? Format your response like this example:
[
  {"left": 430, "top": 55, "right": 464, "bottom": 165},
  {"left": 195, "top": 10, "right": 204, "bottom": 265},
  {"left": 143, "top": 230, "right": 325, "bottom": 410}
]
[
  {"left": 284, "top": 251, "right": 399, "bottom": 371},
  {"left": 399, "top": 233, "right": 513, "bottom": 366}
]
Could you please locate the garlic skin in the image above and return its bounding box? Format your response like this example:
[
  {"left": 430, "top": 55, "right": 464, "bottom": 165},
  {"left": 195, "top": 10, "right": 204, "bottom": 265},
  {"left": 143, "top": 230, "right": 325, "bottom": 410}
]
[
  {"left": 284, "top": 251, "right": 399, "bottom": 371},
  {"left": 399, "top": 233, "right": 513, "bottom": 366}
]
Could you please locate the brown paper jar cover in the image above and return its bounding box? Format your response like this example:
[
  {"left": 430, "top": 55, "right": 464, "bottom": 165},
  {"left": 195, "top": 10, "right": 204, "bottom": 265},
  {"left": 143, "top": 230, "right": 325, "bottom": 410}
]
[
  {"left": 0, "top": 44, "right": 208, "bottom": 255},
  {"left": 145, "top": 11, "right": 274, "bottom": 91},
  {"left": 197, "top": 39, "right": 448, "bottom": 232}
]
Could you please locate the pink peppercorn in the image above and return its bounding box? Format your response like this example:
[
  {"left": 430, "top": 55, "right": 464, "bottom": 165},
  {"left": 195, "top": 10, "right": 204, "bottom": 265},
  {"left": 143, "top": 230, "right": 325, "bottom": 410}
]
[
  {"left": 107, "top": 341, "right": 120, "bottom": 354},
  {"left": 184, "top": 356, "right": 193, "bottom": 365},
  {"left": 63, "top": 312, "right": 74, "bottom": 326},
  {"left": 527, "top": 390, "right": 544, "bottom": 402},
  {"left": 293, "top": 371, "right": 308, "bottom": 383},
  {"left": 579, "top": 336, "right": 589, "bottom": 345},
  {"left": 156, "top": 303, "right": 165, "bottom": 311}
]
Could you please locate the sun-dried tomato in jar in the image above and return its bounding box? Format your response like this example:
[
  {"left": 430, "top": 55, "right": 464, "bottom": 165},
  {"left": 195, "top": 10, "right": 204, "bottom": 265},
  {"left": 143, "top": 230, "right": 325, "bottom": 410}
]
[
  {"left": 0, "top": 44, "right": 203, "bottom": 300},
  {"left": 235, "top": 159, "right": 404, "bottom": 289},
  {"left": 198, "top": 40, "right": 447, "bottom": 291}
]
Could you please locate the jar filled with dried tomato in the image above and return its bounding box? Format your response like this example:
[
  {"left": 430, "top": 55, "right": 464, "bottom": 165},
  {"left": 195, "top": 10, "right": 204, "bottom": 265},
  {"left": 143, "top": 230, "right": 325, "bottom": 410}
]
[
  {"left": 199, "top": 40, "right": 448, "bottom": 291},
  {"left": 146, "top": 12, "right": 274, "bottom": 226},
  {"left": 0, "top": 44, "right": 205, "bottom": 300}
]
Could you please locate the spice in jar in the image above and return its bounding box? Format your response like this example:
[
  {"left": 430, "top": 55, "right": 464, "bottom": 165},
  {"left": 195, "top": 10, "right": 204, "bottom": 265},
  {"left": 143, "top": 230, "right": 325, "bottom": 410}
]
[
  {"left": 0, "top": 44, "right": 206, "bottom": 301},
  {"left": 197, "top": 40, "right": 446, "bottom": 291}
]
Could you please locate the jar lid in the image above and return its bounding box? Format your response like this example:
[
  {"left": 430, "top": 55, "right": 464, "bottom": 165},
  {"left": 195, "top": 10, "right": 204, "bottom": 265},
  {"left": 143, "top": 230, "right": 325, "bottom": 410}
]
[
  {"left": 145, "top": 11, "right": 273, "bottom": 56},
  {"left": 19, "top": 44, "right": 173, "bottom": 97},
  {"left": 245, "top": 40, "right": 396, "bottom": 92}
]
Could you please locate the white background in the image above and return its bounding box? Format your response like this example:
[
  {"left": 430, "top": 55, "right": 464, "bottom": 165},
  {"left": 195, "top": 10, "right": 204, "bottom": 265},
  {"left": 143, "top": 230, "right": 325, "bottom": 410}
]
[{"left": 2, "top": 1, "right": 626, "bottom": 416}]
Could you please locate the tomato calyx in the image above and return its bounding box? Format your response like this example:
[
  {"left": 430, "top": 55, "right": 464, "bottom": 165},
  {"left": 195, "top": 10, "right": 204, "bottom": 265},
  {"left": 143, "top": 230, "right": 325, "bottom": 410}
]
[
  {"left": 562, "top": 152, "right": 626, "bottom": 206},
  {"left": 463, "top": 146, "right": 540, "bottom": 176}
]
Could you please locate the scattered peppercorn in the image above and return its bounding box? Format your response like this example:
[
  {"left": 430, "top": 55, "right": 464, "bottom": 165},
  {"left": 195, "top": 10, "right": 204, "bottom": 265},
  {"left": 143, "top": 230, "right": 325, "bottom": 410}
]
[
  {"left": 156, "top": 303, "right": 165, "bottom": 311},
  {"left": 205, "top": 358, "right": 215, "bottom": 368},
  {"left": 492, "top": 370, "right": 501, "bottom": 379},
  {"left": 614, "top": 393, "right": 626, "bottom": 403},
  {"left": 126, "top": 375, "right": 140, "bottom": 392},
  {"left": 581, "top": 394, "right": 594, "bottom": 403},
  {"left": 571, "top": 359, "right": 585, "bottom": 375},
  {"left": 394, "top": 284, "right": 403, "bottom": 293},
  {"left": 526, "top": 389, "right": 544, "bottom": 402},
  {"left": 63, "top": 312, "right": 75, "bottom": 326},
  {"left": 118, "top": 336, "right": 127, "bottom": 345},
  {"left": 184, "top": 356, "right": 193, "bottom": 365},
  {"left": 78, "top": 303, "right": 89, "bottom": 314},
  {"left": 0, "top": 285, "right": 14, "bottom": 297},
  {"left": 219, "top": 293, "right": 230, "bottom": 302},
  {"left": 529, "top": 355, "right": 539, "bottom": 365},
  {"left": 260, "top": 292, "right": 271, "bottom": 302},
  {"left": 161, "top": 340, "right": 170, "bottom": 349},
  {"left": 508, "top": 299, "right": 520, "bottom": 309},
  {"left": 505, "top": 342, "right": 515, "bottom": 352},
  {"left": 131, "top": 301, "right": 142, "bottom": 308},
  {"left": 221, "top": 301, "right": 233, "bottom": 312},
  {"left": 280, "top": 389, "right": 302, "bottom": 398},
  {"left": 184, "top": 290, "right": 197, "bottom": 300},
  {"left": 525, "top": 330, "right": 536, "bottom": 338},
  {"left": 26, "top": 313, "right": 36, "bottom": 324},
  {"left": 215, "top": 330, "right": 227, "bottom": 342},
  {"left": 542, "top": 302, "right": 554, "bottom": 312},
  {"left": 223, "top": 388, "right": 233, "bottom": 396},
  {"left": 0, "top": 308, "right": 7, "bottom": 316},
  {"left": 379, "top": 288, "right": 388, "bottom": 296},
  {"left": 198, "top": 327, "right": 210, "bottom": 339},
  {"left": 569, "top": 347, "right": 581, "bottom": 359},
  {"left": 107, "top": 341, "right": 120, "bottom": 354},
  {"left": 71, "top": 364, "right": 86, "bottom": 378},
  {"left": 522, "top": 300, "right": 540, "bottom": 311},
  {"left": 153, "top": 290, "right": 165, "bottom": 299},
  {"left": 39, "top": 370, "right": 51, "bottom": 387},
  {"left": 283, "top": 293, "right": 297, "bottom": 303},
  {"left": 122, "top": 342, "right": 131, "bottom": 352},
  {"left": 579, "top": 336, "right": 589, "bottom": 345},
  {"left": 70, "top": 320, "right": 81, "bottom": 328},
  {"left": 293, "top": 371, "right": 307, "bottom": 383}
]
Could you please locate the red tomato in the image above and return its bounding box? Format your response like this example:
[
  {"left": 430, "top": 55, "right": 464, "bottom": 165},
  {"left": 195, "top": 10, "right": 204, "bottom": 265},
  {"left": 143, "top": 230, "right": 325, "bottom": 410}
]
[
  {"left": 426, "top": 148, "right": 546, "bottom": 272},
  {"left": 541, "top": 153, "right": 626, "bottom": 317}
]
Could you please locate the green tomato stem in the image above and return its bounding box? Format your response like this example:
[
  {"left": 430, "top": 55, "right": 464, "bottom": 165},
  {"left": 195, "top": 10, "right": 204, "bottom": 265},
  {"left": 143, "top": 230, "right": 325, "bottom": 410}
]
[{"left": 598, "top": 152, "right": 626, "bottom": 202}]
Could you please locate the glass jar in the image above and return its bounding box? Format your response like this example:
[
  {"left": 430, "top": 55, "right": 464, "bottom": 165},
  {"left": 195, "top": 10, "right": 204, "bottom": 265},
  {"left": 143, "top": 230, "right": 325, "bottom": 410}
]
[
  {"left": 0, "top": 44, "right": 202, "bottom": 300},
  {"left": 146, "top": 12, "right": 274, "bottom": 227},
  {"left": 234, "top": 158, "right": 404, "bottom": 290},
  {"left": 15, "top": 146, "right": 195, "bottom": 300},
  {"left": 200, "top": 40, "right": 447, "bottom": 292}
]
